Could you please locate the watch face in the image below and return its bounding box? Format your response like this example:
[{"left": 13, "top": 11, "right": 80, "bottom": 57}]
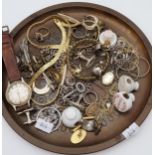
[{"left": 6, "top": 81, "right": 32, "bottom": 106}]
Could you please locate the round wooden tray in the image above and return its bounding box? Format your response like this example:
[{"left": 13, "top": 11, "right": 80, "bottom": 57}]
[{"left": 2, "top": 2, "right": 152, "bottom": 155}]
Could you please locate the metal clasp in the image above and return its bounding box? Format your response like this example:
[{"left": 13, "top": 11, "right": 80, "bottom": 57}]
[{"left": 2, "top": 25, "right": 10, "bottom": 33}]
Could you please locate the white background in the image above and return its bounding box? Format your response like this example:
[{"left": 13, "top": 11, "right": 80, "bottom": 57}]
[{"left": 2, "top": 0, "right": 152, "bottom": 155}]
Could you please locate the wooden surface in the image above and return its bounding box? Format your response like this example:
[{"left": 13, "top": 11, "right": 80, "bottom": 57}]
[{"left": 2, "top": 2, "right": 152, "bottom": 155}]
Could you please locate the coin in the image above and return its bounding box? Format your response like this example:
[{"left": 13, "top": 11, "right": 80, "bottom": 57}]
[{"left": 71, "top": 129, "right": 87, "bottom": 144}]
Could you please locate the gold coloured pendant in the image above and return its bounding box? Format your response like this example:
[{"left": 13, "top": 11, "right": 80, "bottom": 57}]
[{"left": 71, "top": 129, "right": 87, "bottom": 144}]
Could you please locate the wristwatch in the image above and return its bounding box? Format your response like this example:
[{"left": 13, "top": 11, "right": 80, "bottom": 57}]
[{"left": 2, "top": 26, "right": 32, "bottom": 110}]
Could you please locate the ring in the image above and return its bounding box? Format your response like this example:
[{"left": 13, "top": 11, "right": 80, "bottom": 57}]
[
  {"left": 75, "top": 82, "right": 86, "bottom": 93},
  {"left": 72, "top": 25, "right": 87, "bottom": 39},
  {"left": 66, "top": 77, "right": 76, "bottom": 86},
  {"left": 82, "top": 15, "right": 98, "bottom": 30},
  {"left": 83, "top": 91, "right": 98, "bottom": 104},
  {"left": 35, "top": 27, "right": 50, "bottom": 42}
]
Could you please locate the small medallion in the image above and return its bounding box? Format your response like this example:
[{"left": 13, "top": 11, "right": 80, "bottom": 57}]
[
  {"left": 71, "top": 129, "right": 87, "bottom": 144},
  {"left": 102, "top": 71, "right": 114, "bottom": 86}
]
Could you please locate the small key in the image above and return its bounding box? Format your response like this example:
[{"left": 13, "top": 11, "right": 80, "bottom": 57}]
[
  {"left": 63, "top": 82, "right": 86, "bottom": 100},
  {"left": 63, "top": 89, "right": 77, "bottom": 99},
  {"left": 68, "top": 93, "right": 85, "bottom": 110}
]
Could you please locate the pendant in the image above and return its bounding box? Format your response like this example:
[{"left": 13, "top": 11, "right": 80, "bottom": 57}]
[
  {"left": 71, "top": 129, "right": 87, "bottom": 144},
  {"left": 102, "top": 71, "right": 114, "bottom": 86}
]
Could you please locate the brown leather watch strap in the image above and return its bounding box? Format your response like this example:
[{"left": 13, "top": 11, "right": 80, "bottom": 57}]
[{"left": 2, "top": 26, "right": 21, "bottom": 82}]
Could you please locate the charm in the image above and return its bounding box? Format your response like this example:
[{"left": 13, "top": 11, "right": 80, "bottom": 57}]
[
  {"left": 74, "top": 65, "right": 82, "bottom": 74},
  {"left": 71, "top": 128, "right": 87, "bottom": 144},
  {"left": 113, "top": 92, "right": 135, "bottom": 112},
  {"left": 92, "top": 66, "right": 102, "bottom": 76},
  {"left": 62, "top": 106, "right": 82, "bottom": 128},
  {"left": 118, "top": 75, "right": 139, "bottom": 93},
  {"left": 102, "top": 71, "right": 114, "bottom": 86},
  {"left": 105, "top": 102, "right": 112, "bottom": 109},
  {"left": 99, "top": 30, "right": 117, "bottom": 48},
  {"left": 82, "top": 120, "right": 96, "bottom": 132}
]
